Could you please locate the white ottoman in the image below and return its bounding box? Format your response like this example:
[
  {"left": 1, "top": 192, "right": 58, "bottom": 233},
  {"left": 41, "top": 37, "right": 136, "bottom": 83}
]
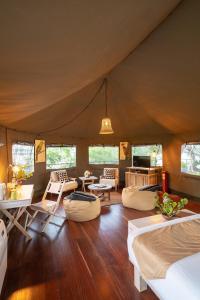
[
  {"left": 63, "top": 197, "right": 101, "bottom": 222},
  {"left": 122, "top": 186, "right": 157, "bottom": 211}
]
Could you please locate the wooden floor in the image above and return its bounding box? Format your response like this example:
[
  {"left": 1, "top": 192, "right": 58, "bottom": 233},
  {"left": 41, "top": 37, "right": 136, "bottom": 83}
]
[{"left": 1, "top": 192, "right": 200, "bottom": 300}]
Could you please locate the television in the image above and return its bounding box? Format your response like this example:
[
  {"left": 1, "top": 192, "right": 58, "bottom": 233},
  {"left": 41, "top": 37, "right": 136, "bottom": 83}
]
[{"left": 133, "top": 155, "right": 151, "bottom": 168}]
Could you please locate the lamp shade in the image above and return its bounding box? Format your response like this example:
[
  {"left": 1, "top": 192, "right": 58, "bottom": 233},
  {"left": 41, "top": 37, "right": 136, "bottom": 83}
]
[{"left": 99, "top": 117, "right": 114, "bottom": 134}]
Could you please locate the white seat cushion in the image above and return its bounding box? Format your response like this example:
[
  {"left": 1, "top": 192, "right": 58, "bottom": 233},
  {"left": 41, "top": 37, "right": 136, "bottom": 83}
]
[
  {"left": 99, "top": 178, "right": 116, "bottom": 187},
  {"left": 63, "top": 181, "right": 78, "bottom": 192},
  {"left": 30, "top": 200, "right": 57, "bottom": 213}
]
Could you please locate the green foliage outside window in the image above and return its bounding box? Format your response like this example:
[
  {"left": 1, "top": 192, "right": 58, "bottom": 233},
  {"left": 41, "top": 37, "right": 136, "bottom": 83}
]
[
  {"left": 46, "top": 146, "right": 76, "bottom": 169},
  {"left": 89, "top": 146, "right": 119, "bottom": 164}
]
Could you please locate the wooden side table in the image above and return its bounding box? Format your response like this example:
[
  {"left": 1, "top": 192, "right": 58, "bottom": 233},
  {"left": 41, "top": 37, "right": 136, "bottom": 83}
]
[
  {"left": 88, "top": 184, "right": 112, "bottom": 201},
  {"left": 79, "top": 176, "right": 98, "bottom": 192}
]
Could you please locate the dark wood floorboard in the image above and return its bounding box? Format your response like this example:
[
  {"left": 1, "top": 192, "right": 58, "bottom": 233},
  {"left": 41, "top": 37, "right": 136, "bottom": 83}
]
[{"left": 1, "top": 192, "right": 200, "bottom": 300}]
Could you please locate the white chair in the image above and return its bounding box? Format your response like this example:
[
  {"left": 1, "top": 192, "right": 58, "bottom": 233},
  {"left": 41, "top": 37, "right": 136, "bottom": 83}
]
[
  {"left": 50, "top": 169, "right": 78, "bottom": 192},
  {"left": 99, "top": 168, "right": 119, "bottom": 191},
  {"left": 28, "top": 181, "right": 65, "bottom": 233}
]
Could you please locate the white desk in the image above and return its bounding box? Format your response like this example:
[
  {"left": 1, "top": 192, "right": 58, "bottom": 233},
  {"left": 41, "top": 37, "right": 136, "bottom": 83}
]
[{"left": 0, "top": 185, "right": 34, "bottom": 240}]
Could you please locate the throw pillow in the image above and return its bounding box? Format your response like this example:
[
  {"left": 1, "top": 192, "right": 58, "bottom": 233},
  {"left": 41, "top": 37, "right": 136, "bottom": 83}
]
[
  {"left": 56, "top": 170, "right": 70, "bottom": 182},
  {"left": 65, "top": 192, "right": 96, "bottom": 202},
  {"left": 104, "top": 168, "right": 115, "bottom": 179},
  {"left": 139, "top": 184, "right": 162, "bottom": 192}
]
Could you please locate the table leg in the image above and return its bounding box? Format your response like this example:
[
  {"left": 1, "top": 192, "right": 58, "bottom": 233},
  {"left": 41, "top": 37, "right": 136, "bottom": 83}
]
[
  {"left": 2, "top": 208, "right": 32, "bottom": 240},
  {"left": 24, "top": 209, "right": 32, "bottom": 230},
  {"left": 82, "top": 181, "right": 86, "bottom": 192},
  {"left": 134, "top": 266, "right": 147, "bottom": 292},
  {"left": 7, "top": 207, "right": 24, "bottom": 233},
  {"left": 99, "top": 192, "right": 104, "bottom": 200}
]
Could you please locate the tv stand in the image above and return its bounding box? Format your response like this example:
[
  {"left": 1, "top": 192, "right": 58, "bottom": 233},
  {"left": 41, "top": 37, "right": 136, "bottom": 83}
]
[{"left": 125, "top": 167, "right": 162, "bottom": 187}]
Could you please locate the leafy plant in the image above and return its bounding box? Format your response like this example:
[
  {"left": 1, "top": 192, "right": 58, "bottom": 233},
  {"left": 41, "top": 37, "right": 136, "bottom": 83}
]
[
  {"left": 156, "top": 193, "right": 188, "bottom": 217},
  {"left": 12, "top": 165, "right": 33, "bottom": 182}
]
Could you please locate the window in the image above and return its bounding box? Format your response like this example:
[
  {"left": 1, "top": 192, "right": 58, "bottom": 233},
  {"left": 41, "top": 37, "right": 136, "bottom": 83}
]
[
  {"left": 12, "top": 143, "right": 34, "bottom": 172},
  {"left": 181, "top": 143, "right": 200, "bottom": 176},
  {"left": 89, "top": 146, "right": 119, "bottom": 165},
  {"left": 132, "top": 144, "right": 163, "bottom": 166},
  {"left": 46, "top": 145, "right": 76, "bottom": 169}
]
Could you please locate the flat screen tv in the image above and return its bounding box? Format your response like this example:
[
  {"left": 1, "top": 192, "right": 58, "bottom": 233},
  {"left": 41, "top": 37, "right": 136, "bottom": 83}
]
[{"left": 133, "top": 155, "right": 151, "bottom": 168}]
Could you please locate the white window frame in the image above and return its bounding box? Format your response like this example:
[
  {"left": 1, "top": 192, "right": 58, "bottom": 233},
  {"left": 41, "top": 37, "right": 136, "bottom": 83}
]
[{"left": 46, "top": 144, "right": 76, "bottom": 170}]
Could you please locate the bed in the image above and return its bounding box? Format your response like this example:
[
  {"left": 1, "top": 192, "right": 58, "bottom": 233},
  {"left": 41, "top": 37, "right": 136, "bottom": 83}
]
[{"left": 127, "top": 213, "right": 200, "bottom": 300}]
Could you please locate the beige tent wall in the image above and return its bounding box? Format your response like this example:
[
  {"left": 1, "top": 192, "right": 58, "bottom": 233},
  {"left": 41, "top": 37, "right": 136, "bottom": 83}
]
[
  {"left": 1, "top": 128, "right": 200, "bottom": 198},
  {"left": 0, "top": 0, "right": 181, "bottom": 126},
  {"left": 0, "top": 130, "right": 159, "bottom": 187},
  {"left": 164, "top": 133, "right": 200, "bottom": 198},
  {"left": 0, "top": 129, "right": 87, "bottom": 194},
  {"left": 0, "top": 127, "right": 7, "bottom": 182},
  {"left": 0, "top": 128, "right": 46, "bottom": 193}
]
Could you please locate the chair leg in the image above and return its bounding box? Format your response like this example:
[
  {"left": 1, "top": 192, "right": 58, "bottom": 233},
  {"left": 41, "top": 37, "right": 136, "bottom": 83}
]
[
  {"left": 24, "top": 209, "right": 32, "bottom": 230},
  {"left": 53, "top": 214, "right": 66, "bottom": 219},
  {"left": 41, "top": 214, "right": 53, "bottom": 233},
  {"left": 27, "top": 211, "right": 38, "bottom": 227},
  {"left": 115, "top": 185, "right": 117, "bottom": 191}
]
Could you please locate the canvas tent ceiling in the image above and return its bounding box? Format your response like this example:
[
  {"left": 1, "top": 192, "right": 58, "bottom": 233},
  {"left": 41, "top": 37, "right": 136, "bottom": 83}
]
[{"left": 1, "top": 0, "right": 199, "bottom": 138}]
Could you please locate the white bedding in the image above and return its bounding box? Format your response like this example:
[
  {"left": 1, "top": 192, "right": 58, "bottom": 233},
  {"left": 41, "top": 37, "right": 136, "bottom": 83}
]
[{"left": 127, "top": 214, "right": 200, "bottom": 300}]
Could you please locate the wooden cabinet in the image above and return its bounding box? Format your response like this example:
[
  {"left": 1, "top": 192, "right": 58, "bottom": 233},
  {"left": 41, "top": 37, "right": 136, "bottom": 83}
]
[{"left": 125, "top": 167, "right": 161, "bottom": 187}]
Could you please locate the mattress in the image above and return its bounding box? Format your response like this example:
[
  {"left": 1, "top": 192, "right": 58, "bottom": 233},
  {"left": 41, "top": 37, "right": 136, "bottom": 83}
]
[{"left": 127, "top": 214, "right": 200, "bottom": 300}]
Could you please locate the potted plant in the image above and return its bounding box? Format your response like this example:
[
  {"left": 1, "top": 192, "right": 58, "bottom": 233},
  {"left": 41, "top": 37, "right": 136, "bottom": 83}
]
[
  {"left": 156, "top": 192, "right": 188, "bottom": 219},
  {"left": 8, "top": 165, "right": 33, "bottom": 199}
]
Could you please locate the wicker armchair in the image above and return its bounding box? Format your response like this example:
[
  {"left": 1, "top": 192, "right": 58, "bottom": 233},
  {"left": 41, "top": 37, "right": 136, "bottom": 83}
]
[
  {"left": 50, "top": 169, "right": 78, "bottom": 192},
  {"left": 99, "top": 168, "right": 119, "bottom": 191}
]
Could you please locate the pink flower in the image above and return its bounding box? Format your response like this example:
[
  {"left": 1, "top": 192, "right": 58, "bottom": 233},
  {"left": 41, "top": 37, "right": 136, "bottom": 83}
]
[{"left": 163, "top": 197, "right": 169, "bottom": 203}]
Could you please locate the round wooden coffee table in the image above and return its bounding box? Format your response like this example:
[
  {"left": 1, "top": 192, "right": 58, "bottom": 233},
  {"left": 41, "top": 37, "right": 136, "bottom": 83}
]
[{"left": 88, "top": 183, "right": 112, "bottom": 201}]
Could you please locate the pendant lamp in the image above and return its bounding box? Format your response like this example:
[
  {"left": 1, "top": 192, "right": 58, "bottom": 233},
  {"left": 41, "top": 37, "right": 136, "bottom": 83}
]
[{"left": 99, "top": 79, "right": 114, "bottom": 134}]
